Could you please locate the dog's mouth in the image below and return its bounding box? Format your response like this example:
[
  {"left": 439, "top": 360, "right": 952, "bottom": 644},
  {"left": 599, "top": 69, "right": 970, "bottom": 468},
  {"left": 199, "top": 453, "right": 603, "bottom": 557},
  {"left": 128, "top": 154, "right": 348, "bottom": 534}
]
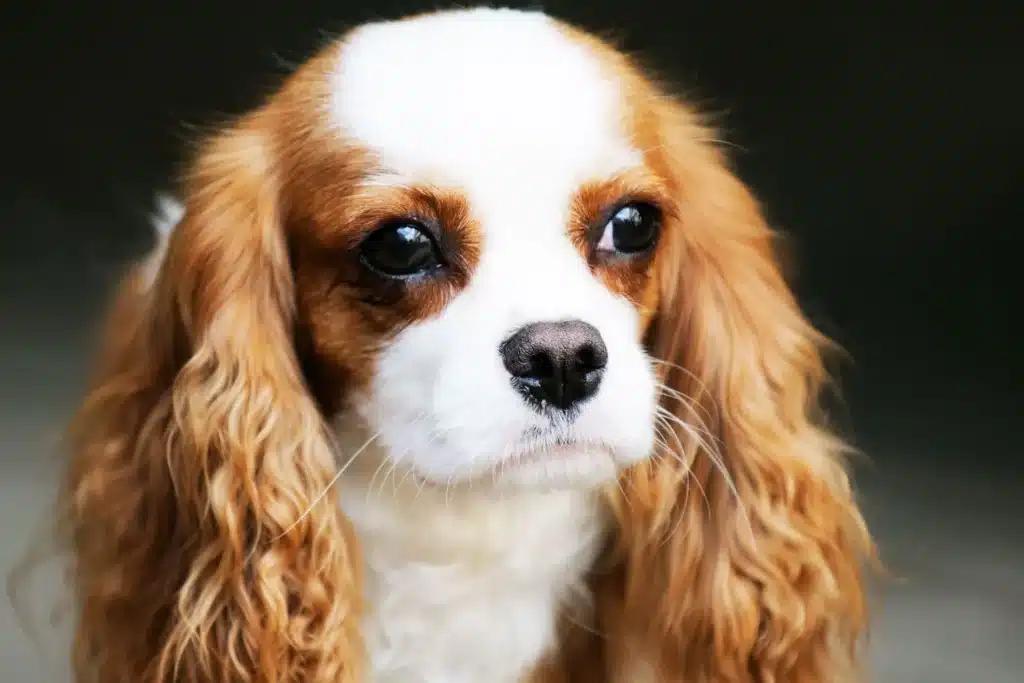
[
  {"left": 505, "top": 427, "right": 614, "bottom": 465},
  {"left": 488, "top": 432, "right": 619, "bottom": 490},
  {"left": 511, "top": 441, "right": 597, "bottom": 462},
  {"left": 516, "top": 425, "right": 570, "bottom": 452}
]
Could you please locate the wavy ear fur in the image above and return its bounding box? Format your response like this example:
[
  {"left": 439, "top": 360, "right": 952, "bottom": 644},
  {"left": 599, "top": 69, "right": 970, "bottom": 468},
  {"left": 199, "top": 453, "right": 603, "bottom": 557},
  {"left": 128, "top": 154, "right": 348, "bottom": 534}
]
[
  {"left": 607, "top": 101, "right": 874, "bottom": 683},
  {"left": 60, "top": 117, "right": 362, "bottom": 683}
]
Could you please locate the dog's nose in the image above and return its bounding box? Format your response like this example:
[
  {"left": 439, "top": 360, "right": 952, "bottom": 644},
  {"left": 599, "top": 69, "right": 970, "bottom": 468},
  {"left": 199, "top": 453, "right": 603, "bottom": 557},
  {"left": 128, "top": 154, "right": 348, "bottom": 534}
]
[{"left": 499, "top": 320, "right": 608, "bottom": 411}]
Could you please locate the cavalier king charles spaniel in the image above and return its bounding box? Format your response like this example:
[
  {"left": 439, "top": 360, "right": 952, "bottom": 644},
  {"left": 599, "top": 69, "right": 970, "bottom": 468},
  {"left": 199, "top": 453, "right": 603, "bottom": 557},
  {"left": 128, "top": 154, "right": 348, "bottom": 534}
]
[{"left": 60, "top": 7, "right": 874, "bottom": 683}]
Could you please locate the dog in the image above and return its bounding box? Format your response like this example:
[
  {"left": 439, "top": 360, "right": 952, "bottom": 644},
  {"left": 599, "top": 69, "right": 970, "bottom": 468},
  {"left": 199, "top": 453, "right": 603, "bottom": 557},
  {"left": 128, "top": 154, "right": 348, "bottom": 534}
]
[{"left": 60, "top": 7, "right": 873, "bottom": 683}]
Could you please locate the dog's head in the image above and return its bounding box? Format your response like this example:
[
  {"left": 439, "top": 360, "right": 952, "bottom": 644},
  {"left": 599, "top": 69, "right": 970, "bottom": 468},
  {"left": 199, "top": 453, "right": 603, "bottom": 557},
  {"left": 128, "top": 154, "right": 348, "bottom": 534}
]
[
  {"left": 61, "top": 8, "right": 873, "bottom": 683},
  {"left": 304, "top": 10, "right": 673, "bottom": 488}
]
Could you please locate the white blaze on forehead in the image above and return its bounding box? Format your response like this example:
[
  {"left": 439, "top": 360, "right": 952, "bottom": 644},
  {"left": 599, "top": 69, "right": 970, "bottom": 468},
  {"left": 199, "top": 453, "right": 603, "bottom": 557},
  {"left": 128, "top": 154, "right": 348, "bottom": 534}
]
[{"left": 329, "top": 8, "right": 640, "bottom": 204}]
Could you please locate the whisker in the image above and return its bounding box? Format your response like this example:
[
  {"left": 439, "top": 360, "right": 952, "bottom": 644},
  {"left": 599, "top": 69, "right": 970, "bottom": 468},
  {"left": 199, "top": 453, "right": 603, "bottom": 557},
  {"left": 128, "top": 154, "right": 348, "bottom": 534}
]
[
  {"left": 653, "top": 374, "right": 718, "bottom": 426},
  {"left": 652, "top": 418, "right": 705, "bottom": 546},
  {"left": 276, "top": 429, "right": 380, "bottom": 539},
  {"left": 366, "top": 453, "right": 392, "bottom": 505},
  {"left": 379, "top": 459, "right": 399, "bottom": 499},
  {"left": 653, "top": 415, "right": 707, "bottom": 508},
  {"left": 649, "top": 357, "right": 717, "bottom": 404},
  {"left": 654, "top": 406, "right": 757, "bottom": 546},
  {"left": 656, "top": 404, "right": 722, "bottom": 459},
  {"left": 393, "top": 454, "right": 420, "bottom": 493},
  {"left": 444, "top": 474, "right": 455, "bottom": 509}
]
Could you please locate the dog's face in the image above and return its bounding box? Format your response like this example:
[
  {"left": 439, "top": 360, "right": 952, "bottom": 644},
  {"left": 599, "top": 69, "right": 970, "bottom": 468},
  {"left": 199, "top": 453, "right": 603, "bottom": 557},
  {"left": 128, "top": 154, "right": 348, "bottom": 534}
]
[{"left": 280, "top": 10, "right": 671, "bottom": 488}]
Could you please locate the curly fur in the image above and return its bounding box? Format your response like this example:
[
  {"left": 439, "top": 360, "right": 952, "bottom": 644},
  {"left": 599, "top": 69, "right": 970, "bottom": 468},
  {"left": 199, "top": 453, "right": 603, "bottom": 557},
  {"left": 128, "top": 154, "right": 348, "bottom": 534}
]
[
  {"left": 52, "top": 12, "right": 874, "bottom": 683},
  {"left": 60, "top": 122, "right": 364, "bottom": 683}
]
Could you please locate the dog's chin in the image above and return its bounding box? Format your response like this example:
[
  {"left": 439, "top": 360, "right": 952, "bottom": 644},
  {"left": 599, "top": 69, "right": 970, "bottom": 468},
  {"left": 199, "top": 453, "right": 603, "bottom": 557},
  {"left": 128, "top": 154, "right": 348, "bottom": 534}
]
[{"left": 403, "top": 443, "right": 623, "bottom": 494}]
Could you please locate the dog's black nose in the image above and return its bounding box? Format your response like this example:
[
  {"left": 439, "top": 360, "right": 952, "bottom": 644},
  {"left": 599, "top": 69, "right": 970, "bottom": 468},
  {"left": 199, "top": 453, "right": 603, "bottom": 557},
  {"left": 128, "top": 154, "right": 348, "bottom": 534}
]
[{"left": 499, "top": 320, "right": 608, "bottom": 411}]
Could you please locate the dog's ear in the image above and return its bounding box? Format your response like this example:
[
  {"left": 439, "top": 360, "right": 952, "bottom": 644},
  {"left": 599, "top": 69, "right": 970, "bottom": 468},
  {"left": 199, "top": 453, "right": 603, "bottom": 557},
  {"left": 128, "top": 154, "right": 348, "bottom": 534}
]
[
  {"left": 606, "top": 99, "right": 874, "bottom": 683},
  {"left": 61, "top": 116, "right": 364, "bottom": 683}
]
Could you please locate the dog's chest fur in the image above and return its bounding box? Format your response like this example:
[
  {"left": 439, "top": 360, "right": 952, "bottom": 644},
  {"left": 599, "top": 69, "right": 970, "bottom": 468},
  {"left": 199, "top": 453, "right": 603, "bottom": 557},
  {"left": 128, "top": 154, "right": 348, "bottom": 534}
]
[{"left": 338, "top": 481, "right": 608, "bottom": 683}]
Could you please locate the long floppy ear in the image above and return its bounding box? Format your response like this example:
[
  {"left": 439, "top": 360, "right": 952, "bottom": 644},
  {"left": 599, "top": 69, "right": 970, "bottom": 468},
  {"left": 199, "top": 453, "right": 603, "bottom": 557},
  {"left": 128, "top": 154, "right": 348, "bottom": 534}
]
[
  {"left": 60, "top": 117, "right": 362, "bottom": 683},
  {"left": 608, "top": 101, "right": 874, "bottom": 683}
]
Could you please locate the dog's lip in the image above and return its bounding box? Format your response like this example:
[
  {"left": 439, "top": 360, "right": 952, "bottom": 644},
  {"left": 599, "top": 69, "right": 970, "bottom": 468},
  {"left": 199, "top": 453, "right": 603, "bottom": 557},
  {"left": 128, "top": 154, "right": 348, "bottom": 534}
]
[
  {"left": 509, "top": 438, "right": 609, "bottom": 461},
  {"left": 524, "top": 443, "right": 582, "bottom": 457}
]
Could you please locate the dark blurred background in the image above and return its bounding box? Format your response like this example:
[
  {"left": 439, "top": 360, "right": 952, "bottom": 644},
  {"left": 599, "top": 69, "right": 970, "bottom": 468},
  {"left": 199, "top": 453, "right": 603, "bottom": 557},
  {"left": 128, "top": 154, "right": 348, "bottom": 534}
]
[{"left": 1, "top": 1, "right": 1020, "bottom": 681}]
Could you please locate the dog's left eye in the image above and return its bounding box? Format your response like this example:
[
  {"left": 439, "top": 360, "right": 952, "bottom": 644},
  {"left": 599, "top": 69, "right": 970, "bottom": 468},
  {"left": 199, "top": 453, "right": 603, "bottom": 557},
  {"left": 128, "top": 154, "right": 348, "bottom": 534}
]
[
  {"left": 596, "top": 202, "right": 661, "bottom": 255},
  {"left": 360, "top": 221, "right": 444, "bottom": 277}
]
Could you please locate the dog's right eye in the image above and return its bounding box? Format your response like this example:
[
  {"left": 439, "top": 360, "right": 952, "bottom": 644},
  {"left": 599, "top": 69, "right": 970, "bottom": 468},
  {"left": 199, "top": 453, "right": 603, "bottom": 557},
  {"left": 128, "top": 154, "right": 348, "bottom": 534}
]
[{"left": 359, "top": 221, "right": 445, "bottom": 278}]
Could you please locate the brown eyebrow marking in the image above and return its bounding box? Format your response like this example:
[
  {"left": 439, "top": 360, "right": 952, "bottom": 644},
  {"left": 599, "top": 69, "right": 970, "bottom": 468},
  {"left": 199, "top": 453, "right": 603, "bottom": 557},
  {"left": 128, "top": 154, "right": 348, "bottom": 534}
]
[
  {"left": 563, "top": 167, "right": 671, "bottom": 325},
  {"left": 567, "top": 166, "right": 674, "bottom": 252}
]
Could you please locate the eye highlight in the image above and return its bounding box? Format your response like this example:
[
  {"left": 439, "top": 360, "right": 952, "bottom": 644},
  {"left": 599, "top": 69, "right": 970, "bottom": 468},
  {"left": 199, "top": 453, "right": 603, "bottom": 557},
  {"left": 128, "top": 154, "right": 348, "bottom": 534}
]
[
  {"left": 595, "top": 202, "right": 661, "bottom": 256},
  {"left": 359, "top": 221, "right": 445, "bottom": 278}
]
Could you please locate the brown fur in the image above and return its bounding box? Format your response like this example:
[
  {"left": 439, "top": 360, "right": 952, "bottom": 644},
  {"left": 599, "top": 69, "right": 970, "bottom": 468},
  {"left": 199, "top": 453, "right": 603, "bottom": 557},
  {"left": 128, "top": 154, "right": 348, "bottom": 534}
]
[
  {"left": 55, "top": 14, "right": 874, "bottom": 683},
  {"left": 569, "top": 167, "right": 675, "bottom": 324}
]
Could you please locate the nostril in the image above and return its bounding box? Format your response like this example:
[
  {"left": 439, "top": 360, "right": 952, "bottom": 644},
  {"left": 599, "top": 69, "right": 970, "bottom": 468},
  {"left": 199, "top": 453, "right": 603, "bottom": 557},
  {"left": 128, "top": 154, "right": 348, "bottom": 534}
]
[
  {"left": 528, "top": 350, "right": 556, "bottom": 379},
  {"left": 574, "top": 342, "right": 607, "bottom": 373}
]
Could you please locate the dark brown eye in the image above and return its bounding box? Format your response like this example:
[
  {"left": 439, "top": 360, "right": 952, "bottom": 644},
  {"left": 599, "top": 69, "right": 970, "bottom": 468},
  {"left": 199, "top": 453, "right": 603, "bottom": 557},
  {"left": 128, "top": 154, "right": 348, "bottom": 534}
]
[
  {"left": 359, "top": 221, "right": 444, "bottom": 278},
  {"left": 596, "top": 202, "right": 661, "bottom": 255}
]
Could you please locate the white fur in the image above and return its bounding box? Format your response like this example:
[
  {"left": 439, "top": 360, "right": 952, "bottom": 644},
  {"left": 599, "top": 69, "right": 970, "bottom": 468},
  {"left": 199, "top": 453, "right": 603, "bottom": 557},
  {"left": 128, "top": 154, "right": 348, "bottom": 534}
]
[
  {"left": 335, "top": 453, "right": 607, "bottom": 683},
  {"left": 141, "top": 193, "right": 184, "bottom": 289},
  {"left": 329, "top": 9, "right": 658, "bottom": 683}
]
